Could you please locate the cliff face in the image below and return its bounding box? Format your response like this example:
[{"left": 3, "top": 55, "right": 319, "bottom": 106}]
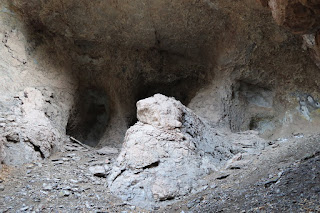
[
  {"left": 0, "top": 0, "right": 76, "bottom": 165},
  {"left": 1, "top": 0, "right": 320, "bottom": 165}
]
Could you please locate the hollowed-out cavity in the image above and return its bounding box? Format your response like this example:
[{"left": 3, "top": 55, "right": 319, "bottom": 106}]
[
  {"left": 229, "top": 81, "right": 275, "bottom": 132},
  {"left": 66, "top": 88, "right": 109, "bottom": 147}
]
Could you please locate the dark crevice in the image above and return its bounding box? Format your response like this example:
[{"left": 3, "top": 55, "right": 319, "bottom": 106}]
[
  {"left": 28, "top": 142, "right": 45, "bottom": 159},
  {"left": 160, "top": 196, "right": 175, "bottom": 201},
  {"left": 302, "top": 151, "right": 320, "bottom": 161},
  {"left": 141, "top": 161, "right": 160, "bottom": 170},
  {"left": 111, "top": 169, "right": 126, "bottom": 183},
  {"left": 216, "top": 174, "right": 230, "bottom": 180},
  {"left": 229, "top": 166, "right": 241, "bottom": 170}
]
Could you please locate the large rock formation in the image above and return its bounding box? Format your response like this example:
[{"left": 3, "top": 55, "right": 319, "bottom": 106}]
[
  {"left": 0, "top": 2, "right": 75, "bottom": 165},
  {"left": 108, "top": 94, "right": 266, "bottom": 209},
  {"left": 1, "top": 0, "right": 320, "bottom": 166},
  {"left": 1, "top": 88, "right": 70, "bottom": 164}
]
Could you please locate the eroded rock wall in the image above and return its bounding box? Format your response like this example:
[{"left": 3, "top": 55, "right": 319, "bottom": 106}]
[
  {"left": 259, "top": 0, "right": 320, "bottom": 69},
  {"left": 1, "top": 0, "right": 320, "bottom": 165},
  {"left": 0, "top": 0, "right": 76, "bottom": 165},
  {"left": 9, "top": 0, "right": 320, "bottom": 144}
]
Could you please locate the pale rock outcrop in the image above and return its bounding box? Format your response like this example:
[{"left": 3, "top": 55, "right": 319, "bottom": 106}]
[
  {"left": 2, "top": 88, "right": 67, "bottom": 165},
  {"left": 137, "top": 95, "right": 183, "bottom": 129},
  {"left": 108, "top": 94, "right": 266, "bottom": 209}
]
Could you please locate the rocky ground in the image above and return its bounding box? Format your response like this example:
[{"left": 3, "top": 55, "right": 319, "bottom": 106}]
[
  {"left": 0, "top": 133, "right": 319, "bottom": 212},
  {"left": 0, "top": 141, "right": 141, "bottom": 213},
  {"left": 173, "top": 134, "right": 320, "bottom": 213}
]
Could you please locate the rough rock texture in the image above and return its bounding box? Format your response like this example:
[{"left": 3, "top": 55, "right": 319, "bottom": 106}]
[
  {"left": 267, "top": 0, "right": 320, "bottom": 34},
  {"left": 260, "top": 0, "right": 320, "bottom": 68},
  {"left": 0, "top": 0, "right": 75, "bottom": 165},
  {"left": 302, "top": 33, "right": 320, "bottom": 68},
  {"left": 108, "top": 94, "right": 266, "bottom": 209},
  {"left": 2, "top": 88, "right": 70, "bottom": 165},
  {"left": 0, "top": 131, "right": 319, "bottom": 212}
]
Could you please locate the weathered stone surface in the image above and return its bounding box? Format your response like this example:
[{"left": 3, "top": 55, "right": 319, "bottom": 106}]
[
  {"left": 268, "top": 0, "right": 320, "bottom": 34},
  {"left": 0, "top": 2, "right": 76, "bottom": 165},
  {"left": 108, "top": 94, "right": 266, "bottom": 209},
  {"left": 263, "top": 0, "right": 320, "bottom": 68},
  {"left": 137, "top": 95, "right": 183, "bottom": 129},
  {"left": 96, "top": 146, "right": 119, "bottom": 155},
  {"left": 2, "top": 88, "right": 70, "bottom": 165},
  {"left": 89, "top": 165, "right": 108, "bottom": 177},
  {"left": 303, "top": 32, "right": 320, "bottom": 68}
]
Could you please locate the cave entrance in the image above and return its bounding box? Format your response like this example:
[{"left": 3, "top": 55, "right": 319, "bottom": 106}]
[{"left": 66, "top": 88, "right": 109, "bottom": 147}]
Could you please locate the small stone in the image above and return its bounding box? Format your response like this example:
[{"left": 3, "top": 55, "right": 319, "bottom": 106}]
[
  {"left": 26, "top": 164, "right": 35, "bottom": 169},
  {"left": 53, "top": 178, "right": 61, "bottom": 182},
  {"left": 20, "top": 206, "right": 29, "bottom": 211},
  {"left": 7, "top": 115, "right": 15, "bottom": 122},
  {"left": 187, "top": 198, "right": 202, "bottom": 209},
  {"left": 293, "top": 133, "right": 304, "bottom": 138},
  {"left": 43, "top": 183, "right": 53, "bottom": 191},
  {"left": 73, "top": 157, "right": 81, "bottom": 161},
  {"left": 210, "top": 184, "right": 217, "bottom": 189},
  {"left": 89, "top": 160, "right": 105, "bottom": 166},
  {"left": 65, "top": 153, "right": 76, "bottom": 158},
  {"left": 70, "top": 179, "right": 79, "bottom": 184},
  {"left": 36, "top": 163, "right": 43, "bottom": 167},
  {"left": 97, "top": 146, "right": 119, "bottom": 155},
  {"left": 59, "top": 190, "right": 70, "bottom": 197},
  {"left": 52, "top": 160, "right": 64, "bottom": 165},
  {"left": 0, "top": 184, "right": 5, "bottom": 191},
  {"left": 104, "top": 164, "right": 110, "bottom": 171},
  {"left": 89, "top": 165, "right": 107, "bottom": 177},
  {"left": 62, "top": 186, "right": 71, "bottom": 190},
  {"left": 263, "top": 176, "right": 280, "bottom": 188},
  {"left": 33, "top": 197, "right": 41, "bottom": 202},
  {"left": 40, "top": 190, "right": 48, "bottom": 195},
  {"left": 129, "top": 205, "right": 136, "bottom": 210}
]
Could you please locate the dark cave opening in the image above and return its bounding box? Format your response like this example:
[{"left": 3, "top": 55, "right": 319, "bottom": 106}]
[{"left": 66, "top": 88, "right": 110, "bottom": 147}]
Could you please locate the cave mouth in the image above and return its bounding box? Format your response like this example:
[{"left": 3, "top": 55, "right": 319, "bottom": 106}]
[{"left": 66, "top": 88, "right": 110, "bottom": 147}]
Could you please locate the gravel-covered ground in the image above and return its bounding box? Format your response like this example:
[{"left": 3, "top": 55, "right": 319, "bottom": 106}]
[{"left": 0, "top": 134, "right": 319, "bottom": 213}]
